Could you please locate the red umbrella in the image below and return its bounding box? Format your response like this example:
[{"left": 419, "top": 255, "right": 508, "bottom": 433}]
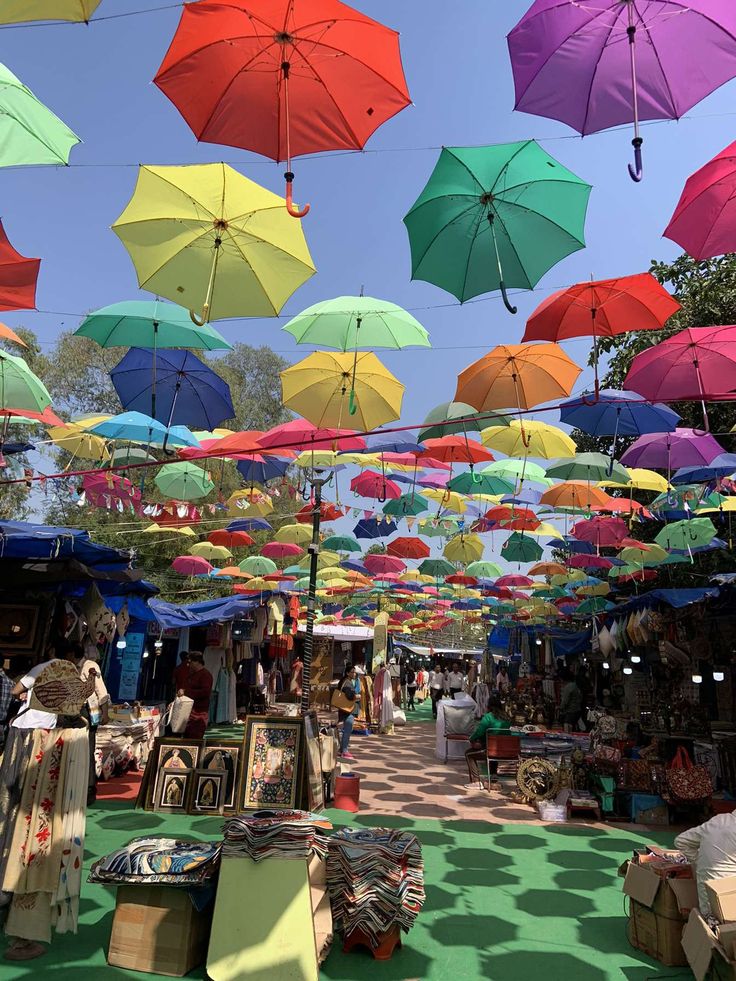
[
  {"left": 155, "top": 0, "right": 410, "bottom": 217},
  {"left": 418, "top": 436, "right": 494, "bottom": 465},
  {"left": 386, "top": 537, "right": 430, "bottom": 560},
  {"left": 259, "top": 420, "right": 366, "bottom": 452},
  {"left": 571, "top": 516, "right": 628, "bottom": 547},
  {"left": 295, "top": 500, "right": 344, "bottom": 523},
  {"left": 208, "top": 529, "right": 255, "bottom": 547},
  {"left": 496, "top": 574, "right": 533, "bottom": 588},
  {"left": 567, "top": 554, "right": 614, "bottom": 570},
  {"left": 619, "top": 569, "right": 658, "bottom": 584},
  {"left": 0, "top": 221, "right": 39, "bottom": 312},
  {"left": 350, "top": 470, "right": 401, "bottom": 501},
  {"left": 364, "top": 553, "right": 406, "bottom": 576},
  {"left": 445, "top": 573, "right": 478, "bottom": 585},
  {"left": 0, "top": 406, "right": 63, "bottom": 426},
  {"left": 261, "top": 541, "right": 304, "bottom": 560},
  {"left": 664, "top": 141, "right": 736, "bottom": 260},
  {"left": 523, "top": 273, "right": 680, "bottom": 395},
  {"left": 172, "top": 555, "right": 212, "bottom": 575}
]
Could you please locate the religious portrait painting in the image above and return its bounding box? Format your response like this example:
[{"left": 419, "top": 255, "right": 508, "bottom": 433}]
[
  {"left": 192, "top": 770, "right": 225, "bottom": 813},
  {"left": 156, "top": 770, "right": 192, "bottom": 812},
  {"left": 241, "top": 717, "right": 302, "bottom": 810},
  {"left": 201, "top": 742, "right": 240, "bottom": 811},
  {"left": 147, "top": 738, "right": 202, "bottom": 810}
]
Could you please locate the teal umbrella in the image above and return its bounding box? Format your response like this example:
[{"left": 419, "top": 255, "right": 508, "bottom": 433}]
[
  {"left": 655, "top": 518, "right": 717, "bottom": 553},
  {"left": 417, "top": 401, "right": 509, "bottom": 441},
  {"left": 576, "top": 597, "right": 615, "bottom": 615},
  {"left": 321, "top": 535, "right": 362, "bottom": 553},
  {"left": 75, "top": 300, "right": 232, "bottom": 351},
  {"left": 403, "top": 141, "right": 591, "bottom": 313},
  {"left": 501, "top": 532, "right": 543, "bottom": 563},
  {"left": 0, "top": 63, "right": 79, "bottom": 166},
  {"left": 239, "top": 555, "right": 278, "bottom": 576},
  {"left": 383, "top": 493, "right": 429, "bottom": 517},
  {"left": 448, "top": 471, "right": 515, "bottom": 496},
  {"left": 418, "top": 558, "right": 455, "bottom": 578},
  {"left": 546, "top": 453, "right": 629, "bottom": 484}
]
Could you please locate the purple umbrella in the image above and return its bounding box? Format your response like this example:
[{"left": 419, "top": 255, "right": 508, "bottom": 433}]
[
  {"left": 508, "top": 1, "right": 736, "bottom": 181},
  {"left": 620, "top": 428, "right": 725, "bottom": 470}
]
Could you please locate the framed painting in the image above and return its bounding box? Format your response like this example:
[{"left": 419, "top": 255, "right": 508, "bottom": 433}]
[
  {"left": 191, "top": 770, "right": 225, "bottom": 814},
  {"left": 200, "top": 742, "right": 241, "bottom": 812},
  {"left": 240, "top": 716, "right": 302, "bottom": 810},
  {"left": 0, "top": 604, "right": 40, "bottom": 652},
  {"left": 303, "top": 711, "right": 325, "bottom": 812},
  {"left": 155, "top": 768, "right": 192, "bottom": 812},
  {"left": 146, "top": 737, "right": 202, "bottom": 810}
]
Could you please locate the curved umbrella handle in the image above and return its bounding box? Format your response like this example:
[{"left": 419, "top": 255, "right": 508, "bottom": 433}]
[
  {"left": 285, "top": 173, "right": 310, "bottom": 219},
  {"left": 189, "top": 303, "right": 210, "bottom": 327},
  {"left": 500, "top": 280, "right": 518, "bottom": 314},
  {"left": 471, "top": 466, "right": 482, "bottom": 485},
  {"left": 628, "top": 138, "right": 643, "bottom": 183},
  {"left": 348, "top": 388, "right": 357, "bottom": 416}
]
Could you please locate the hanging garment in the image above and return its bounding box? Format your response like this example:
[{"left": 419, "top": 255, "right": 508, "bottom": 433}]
[
  {"left": 227, "top": 669, "right": 237, "bottom": 723},
  {"left": 215, "top": 667, "right": 231, "bottom": 724},
  {"left": 267, "top": 596, "right": 286, "bottom": 636}
]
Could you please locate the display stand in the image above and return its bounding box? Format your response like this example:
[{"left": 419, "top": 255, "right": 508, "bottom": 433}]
[
  {"left": 207, "top": 855, "right": 326, "bottom": 981},
  {"left": 343, "top": 924, "right": 402, "bottom": 961}
]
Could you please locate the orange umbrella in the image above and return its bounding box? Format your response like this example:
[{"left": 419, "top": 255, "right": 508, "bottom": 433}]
[
  {"left": 455, "top": 343, "right": 581, "bottom": 411},
  {"left": 540, "top": 482, "right": 611, "bottom": 510},
  {"left": 529, "top": 561, "right": 568, "bottom": 576},
  {"left": 0, "top": 323, "right": 26, "bottom": 347}
]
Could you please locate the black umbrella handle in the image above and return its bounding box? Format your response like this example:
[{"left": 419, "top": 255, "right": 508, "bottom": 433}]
[
  {"left": 500, "top": 280, "right": 518, "bottom": 315},
  {"left": 628, "top": 138, "right": 643, "bottom": 183}
]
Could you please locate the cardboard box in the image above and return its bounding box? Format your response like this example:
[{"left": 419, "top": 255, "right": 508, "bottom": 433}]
[
  {"left": 719, "top": 922, "right": 736, "bottom": 960},
  {"left": 707, "top": 876, "right": 736, "bottom": 924},
  {"left": 623, "top": 857, "right": 698, "bottom": 966},
  {"left": 108, "top": 884, "right": 213, "bottom": 977},
  {"left": 681, "top": 909, "right": 736, "bottom": 981}
]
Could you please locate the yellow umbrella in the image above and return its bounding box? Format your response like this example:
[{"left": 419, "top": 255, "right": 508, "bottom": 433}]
[
  {"left": 620, "top": 544, "right": 668, "bottom": 565},
  {"left": 525, "top": 521, "right": 564, "bottom": 540},
  {"left": 296, "top": 550, "right": 341, "bottom": 571},
  {"left": 575, "top": 581, "right": 610, "bottom": 597},
  {"left": 113, "top": 163, "right": 316, "bottom": 323},
  {"left": 481, "top": 419, "right": 576, "bottom": 458},
  {"left": 228, "top": 489, "right": 274, "bottom": 517},
  {"left": 47, "top": 425, "right": 110, "bottom": 462},
  {"left": 443, "top": 533, "right": 484, "bottom": 563},
  {"left": 599, "top": 468, "right": 669, "bottom": 494},
  {"left": 698, "top": 498, "right": 736, "bottom": 514},
  {"left": 551, "top": 570, "right": 586, "bottom": 585},
  {"left": 280, "top": 351, "right": 404, "bottom": 431},
  {"left": 142, "top": 523, "right": 196, "bottom": 537},
  {"left": 189, "top": 543, "right": 233, "bottom": 562},
  {"left": 74, "top": 413, "right": 112, "bottom": 430},
  {"left": 240, "top": 577, "right": 276, "bottom": 592},
  {"left": 274, "top": 523, "right": 312, "bottom": 545},
  {"left": 421, "top": 488, "right": 467, "bottom": 513},
  {"left": 0, "top": 1, "right": 101, "bottom": 21}
]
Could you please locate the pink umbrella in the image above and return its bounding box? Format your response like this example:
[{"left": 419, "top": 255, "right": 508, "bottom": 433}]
[
  {"left": 496, "top": 574, "right": 533, "bottom": 588},
  {"left": 350, "top": 470, "right": 401, "bottom": 501},
  {"left": 172, "top": 555, "right": 213, "bottom": 575},
  {"left": 259, "top": 420, "right": 366, "bottom": 452},
  {"left": 664, "top": 141, "right": 736, "bottom": 259},
  {"left": 261, "top": 542, "right": 304, "bottom": 560},
  {"left": 364, "top": 553, "right": 406, "bottom": 575},
  {"left": 568, "top": 554, "right": 614, "bottom": 570},
  {"left": 571, "top": 516, "right": 629, "bottom": 547},
  {"left": 621, "top": 429, "right": 725, "bottom": 470}
]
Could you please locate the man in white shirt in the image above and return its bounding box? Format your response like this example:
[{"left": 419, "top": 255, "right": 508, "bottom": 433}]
[
  {"left": 447, "top": 662, "right": 466, "bottom": 699},
  {"left": 10, "top": 658, "right": 59, "bottom": 730},
  {"left": 676, "top": 812, "right": 736, "bottom": 917},
  {"left": 428, "top": 663, "right": 445, "bottom": 718}
]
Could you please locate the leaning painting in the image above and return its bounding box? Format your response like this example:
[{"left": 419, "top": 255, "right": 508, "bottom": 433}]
[{"left": 241, "top": 717, "right": 302, "bottom": 810}]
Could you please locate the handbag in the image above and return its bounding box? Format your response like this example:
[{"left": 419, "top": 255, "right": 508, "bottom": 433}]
[
  {"left": 331, "top": 687, "right": 355, "bottom": 713},
  {"left": 624, "top": 759, "right": 654, "bottom": 793},
  {"left": 169, "top": 694, "right": 194, "bottom": 734},
  {"left": 666, "top": 747, "right": 713, "bottom": 802}
]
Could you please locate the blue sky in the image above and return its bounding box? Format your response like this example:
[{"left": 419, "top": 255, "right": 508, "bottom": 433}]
[{"left": 4, "top": 0, "right": 736, "bottom": 561}]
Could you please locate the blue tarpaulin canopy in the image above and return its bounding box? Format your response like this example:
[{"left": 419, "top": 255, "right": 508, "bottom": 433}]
[
  {"left": 150, "top": 595, "right": 261, "bottom": 630},
  {"left": 0, "top": 522, "right": 133, "bottom": 569}
]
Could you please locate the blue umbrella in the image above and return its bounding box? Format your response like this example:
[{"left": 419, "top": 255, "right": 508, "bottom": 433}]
[
  {"left": 342, "top": 559, "right": 370, "bottom": 575},
  {"left": 366, "top": 438, "right": 425, "bottom": 454},
  {"left": 671, "top": 454, "right": 736, "bottom": 485},
  {"left": 236, "top": 457, "right": 290, "bottom": 485},
  {"left": 353, "top": 517, "right": 398, "bottom": 539},
  {"left": 227, "top": 518, "right": 272, "bottom": 532},
  {"left": 111, "top": 348, "right": 234, "bottom": 431},
  {"left": 559, "top": 389, "right": 681, "bottom": 437},
  {"left": 89, "top": 411, "right": 200, "bottom": 448}
]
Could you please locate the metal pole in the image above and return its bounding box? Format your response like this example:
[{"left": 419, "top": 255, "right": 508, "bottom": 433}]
[{"left": 300, "top": 471, "right": 328, "bottom": 714}]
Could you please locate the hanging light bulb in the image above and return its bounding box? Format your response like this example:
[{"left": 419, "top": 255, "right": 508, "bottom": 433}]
[
  {"left": 631, "top": 655, "right": 641, "bottom": 664},
  {"left": 535, "top": 637, "right": 542, "bottom": 646},
  {"left": 154, "top": 638, "right": 164, "bottom": 651},
  {"left": 692, "top": 673, "right": 703, "bottom": 684},
  {"left": 713, "top": 670, "right": 725, "bottom": 682},
  {"left": 116, "top": 638, "right": 127, "bottom": 650},
  {"left": 623, "top": 666, "right": 633, "bottom": 675},
  {"left": 142, "top": 651, "right": 150, "bottom": 659},
  {"left": 602, "top": 661, "right": 610, "bottom": 670}
]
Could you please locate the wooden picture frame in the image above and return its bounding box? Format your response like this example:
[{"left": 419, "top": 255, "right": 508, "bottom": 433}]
[
  {"left": 191, "top": 769, "right": 225, "bottom": 814},
  {"left": 155, "top": 768, "right": 193, "bottom": 812},
  {"left": 240, "top": 715, "right": 303, "bottom": 811},
  {"left": 200, "top": 742, "right": 241, "bottom": 813},
  {"left": 141, "top": 737, "right": 202, "bottom": 811},
  {"left": 0, "top": 604, "right": 41, "bottom": 652},
  {"left": 303, "top": 710, "right": 325, "bottom": 812}
]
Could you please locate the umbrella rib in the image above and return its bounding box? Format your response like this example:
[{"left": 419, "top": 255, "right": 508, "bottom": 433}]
[
  {"left": 486, "top": 213, "right": 534, "bottom": 290},
  {"left": 580, "top": 9, "right": 624, "bottom": 136},
  {"left": 459, "top": 205, "right": 490, "bottom": 303},
  {"left": 409, "top": 201, "right": 481, "bottom": 275}
]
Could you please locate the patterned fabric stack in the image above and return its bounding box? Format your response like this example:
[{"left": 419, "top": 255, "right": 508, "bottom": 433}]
[
  {"left": 326, "top": 828, "right": 425, "bottom": 947},
  {"left": 88, "top": 837, "right": 221, "bottom": 886},
  {"left": 222, "top": 809, "right": 332, "bottom": 862}
]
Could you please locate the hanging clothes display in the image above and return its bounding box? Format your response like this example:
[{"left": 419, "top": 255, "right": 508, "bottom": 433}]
[
  {"left": 267, "top": 595, "right": 286, "bottom": 636},
  {"left": 214, "top": 666, "right": 231, "bottom": 723}
]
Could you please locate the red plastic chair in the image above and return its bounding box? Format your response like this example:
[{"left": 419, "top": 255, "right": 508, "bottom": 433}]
[{"left": 485, "top": 733, "right": 521, "bottom": 788}]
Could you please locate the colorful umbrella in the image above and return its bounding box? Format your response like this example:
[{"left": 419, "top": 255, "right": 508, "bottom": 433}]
[
  {"left": 0, "top": 62, "right": 79, "bottom": 166},
  {"left": 655, "top": 517, "right": 717, "bottom": 553},
  {"left": 239, "top": 555, "right": 278, "bottom": 577},
  {"left": 261, "top": 542, "right": 304, "bottom": 561},
  {"left": 501, "top": 532, "right": 543, "bottom": 564},
  {"left": 280, "top": 351, "right": 404, "bottom": 431},
  {"left": 546, "top": 453, "right": 629, "bottom": 485},
  {"left": 208, "top": 529, "right": 254, "bottom": 548},
  {"left": 421, "top": 488, "right": 467, "bottom": 514},
  {"left": 455, "top": 343, "right": 581, "bottom": 413},
  {"left": 482, "top": 459, "right": 548, "bottom": 483},
  {"left": 236, "top": 456, "right": 289, "bottom": 486},
  {"left": 387, "top": 537, "right": 431, "bottom": 560},
  {"left": 664, "top": 140, "right": 736, "bottom": 259},
  {"left": 482, "top": 419, "right": 575, "bottom": 459},
  {"left": 155, "top": 0, "right": 410, "bottom": 217},
  {"left": 560, "top": 390, "right": 680, "bottom": 440},
  {"left": 447, "top": 472, "right": 514, "bottom": 496},
  {"left": 274, "top": 523, "right": 311, "bottom": 546},
  {"left": 599, "top": 468, "right": 669, "bottom": 494},
  {"left": 259, "top": 419, "right": 366, "bottom": 453},
  {"left": 190, "top": 542, "right": 232, "bottom": 563},
  {"left": 0, "top": 1, "right": 101, "bottom": 20},
  {"left": 155, "top": 462, "right": 214, "bottom": 501},
  {"left": 364, "top": 553, "right": 406, "bottom": 576},
  {"left": 353, "top": 517, "right": 397, "bottom": 539},
  {"left": 350, "top": 470, "right": 401, "bottom": 501},
  {"left": 466, "top": 560, "right": 504, "bottom": 578},
  {"left": 418, "top": 558, "right": 455, "bottom": 578},
  {"left": 383, "top": 493, "right": 429, "bottom": 517},
  {"left": 172, "top": 555, "right": 213, "bottom": 576},
  {"left": 46, "top": 425, "right": 109, "bottom": 463},
  {"left": 418, "top": 436, "right": 493, "bottom": 467},
  {"left": 417, "top": 401, "right": 508, "bottom": 442},
  {"left": 620, "top": 429, "right": 726, "bottom": 470},
  {"left": 529, "top": 561, "right": 567, "bottom": 577},
  {"left": 321, "top": 535, "right": 362, "bottom": 554},
  {"left": 75, "top": 300, "right": 232, "bottom": 351},
  {"left": 508, "top": 0, "right": 736, "bottom": 181},
  {"left": 444, "top": 534, "right": 484, "bottom": 564},
  {"left": 0, "top": 221, "right": 39, "bottom": 312},
  {"left": 89, "top": 412, "right": 200, "bottom": 449},
  {"left": 523, "top": 273, "right": 680, "bottom": 392},
  {"left": 0, "top": 350, "right": 51, "bottom": 414},
  {"left": 112, "top": 163, "right": 315, "bottom": 323},
  {"left": 540, "top": 482, "right": 611, "bottom": 511},
  {"left": 404, "top": 141, "right": 591, "bottom": 312},
  {"left": 283, "top": 295, "right": 429, "bottom": 351},
  {"left": 571, "top": 516, "right": 629, "bottom": 547}
]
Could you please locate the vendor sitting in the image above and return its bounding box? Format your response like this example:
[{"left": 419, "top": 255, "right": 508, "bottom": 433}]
[
  {"left": 465, "top": 695, "right": 511, "bottom": 788},
  {"left": 675, "top": 811, "right": 736, "bottom": 919}
]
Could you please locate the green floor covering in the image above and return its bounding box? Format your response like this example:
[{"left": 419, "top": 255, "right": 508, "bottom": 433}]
[{"left": 4, "top": 702, "right": 684, "bottom": 981}]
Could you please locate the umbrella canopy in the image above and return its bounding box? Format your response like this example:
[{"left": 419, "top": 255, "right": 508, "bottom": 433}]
[
  {"left": 0, "top": 350, "right": 51, "bottom": 414},
  {"left": 274, "top": 524, "right": 311, "bottom": 546},
  {"left": 261, "top": 542, "right": 303, "bottom": 561},
  {"left": 280, "top": 351, "right": 404, "bottom": 431},
  {"left": 387, "top": 537, "right": 430, "bottom": 560},
  {"left": 112, "top": 163, "right": 315, "bottom": 322},
  {"left": 155, "top": 462, "right": 214, "bottom": 501},
  {"left": 283, "top": 295, "right": 429, "bottom": 351},
  {"left": 0, "top": 62, "right": 79, "bottom": 166},
  {"left": 546, "top": 453, "right": 629, "bottom": 485},
  {"left": 258, "top": 419, "right": 366, "bottom": 453},
  {"left": 208, "top": 529, "right": 254, "bottom": 548},
  {"left": 571, "top": 516, "right": 629, "bottom": 547},
  {"left": 444, "top": 534, "right": 484, "bottom": 564},
  {"left": 383, "top": 493, "right": 429, "bottom": 517},
  {"left": 321, "top": 535, "right": 362, "bottom": 554},
  {"left": 508, "top": 0, "right": 736, "bottom": 180},
  {"left": 501, "top": 532, "right": 543, "bottom": 563},
  {"left": 664, "top": 140, "right": 736, "bottom": 259},
  {"left": 236, "top": 457, "right": 289, "bottom": 485},
  {"left": 89, "top": 412, "right": 200, "bottom": 449},
  {"left": 111, "top": 446, "right": 157, "bottom": 466},
  {"left": 350, "top": 470, "right": 401, "bottom": 501},
  {"left": 540, "top": 482, "right": 611, "bottom": 511},
  {"left": 47, "top": 426, "right": 109, "bottom": 462},
  {"left": 529, "top": 561, "right": 567, "bottom": 577},
  {"left": 418, "top": 558, "right": 455, "bottom": 578},
  {"left": 599, "top": 468, "right": 669, "bottom": 494},
  {"left": 0, "top": 1, "right": 102, "bottom": 20},
  {"left": 404, "top": 141, "right": 591, "bottom": 312},
  {"left": 448, "top": 472, "right": 515, "bottom": 496},
  {"left": 111, "top": 348, "right": 235, "bottom": 430},
  {"left": 621, "top": 429, "right": 726, "bottom": 470},
  {"left": 154, "top": 0, "right": 410, "bottom": 215},
  {"left": 189, "top": 542, "right": 232, "bottom": 563},
  {"left": 75, "top": 300, "right": 232, "bottom": 351},
  {"left": 456, "top": 343, "right": 581, "bottom": 411},
  {"left": 466, "top": 560, "right": 504, "bottom": 578},
  {"left": 0, "top": 221, "right": 39, "bottom": 312},
  {"left": 364, "top": 553, "right": 406, "bottom": 576},
  {"left": 482, "top": 419, "right": 575, "bottom": 459},
  {"left": 655, "top": 517, "right": 717, "bottom": 551},
  {"left": 172, "top": 555, "right": 213, "bottom": 576},
  {"left": 417, "top": 401, "right": 508, "bottom": 442},
  {"left": 422, "top": 488, "right": 467, "bottom": 514},
  {"left": 482, "top": 459, "right": 548, "bottom": 483},
  {"left": 353, "top": 517, "right": 397, "bottom": 539},
  {"left": 239, "top": 555, "right": 278, "bottom": 577},
  {"left": 560, "top": 389, "right": 680, "bottom": 437}
]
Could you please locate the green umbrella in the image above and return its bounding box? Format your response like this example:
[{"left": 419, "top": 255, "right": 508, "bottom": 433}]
[
  {"left": 418, "top": 401, "right": 509, "bottom": 442},
  {"left": 75, "top": 300, "right": 232, "bottom": 350},
  {"left": 655, "top": 518, "right": 717, "bottom": 553},
  {"left": 0, "top": 63, "right": 79, "bottom": 166},
  {"left": 546, "top": 453, "right": 629, "bottom": 485},
  {"left": 501, "top": 532, "right": 543, "bottom": 563},
  {"left": 321, "top": 534, "right": 362, "bottom": 553},
  {"left": 575, "top": 597, "right": 614, "bottom": 615},
  {"left": 240, "top": 555, "right": 278, "bottom": 576},
  {"left": 283, "top": 295, "right": 429, "bottom": 351},
  {"left": 383, "top": 493, "right": 429, "bottom": 517},
  {"left": 154, "top": 462, "right": 214, "bottom": 501},
  {"left": 417, "top": 517, "right": 462, "bottom": 538},
  {"left": 466, "top": 560, "right": 504, "bottom": 578},
  {"left": 0, "top": 350, "right": 51, "bottom": 413},
  {"left": 418, "top": 558, "right": 455, "bottom": 578},
  {"left": 533, "top": 585, "right": 569, "bottom": 599},
  {"left": 448, "top": 471, "right": 515, "bottom": 495},
  {"left": 111, "top": 446, "right": 158, "bottom": 466},
  {"left": 480, "top": 459, "right": 548, "bottom": 483},
  {"left": 403, "top": 141, "right": 591, "bottom": 313},
  {"left": 651, "top": 485, "right": 705, "bottom": 512},
  {"left": 295, "top": 576, "right": 326, "bottom": 589}
]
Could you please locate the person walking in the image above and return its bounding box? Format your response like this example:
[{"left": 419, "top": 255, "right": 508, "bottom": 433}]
[
  {"left": 447, "top": 662, "right": 465, "bottom": 699},
  {"left": 180, "top": 652, "right": 213, "bottom": 739},
  {"left": 428, "top": 663, "right": 444, "bottom": 719},
  {"left": 336, "top": 666, "right": 359, "bottom": 761},
  {"left": 406, "top": 666, "right": 417, "bottom": 711}
]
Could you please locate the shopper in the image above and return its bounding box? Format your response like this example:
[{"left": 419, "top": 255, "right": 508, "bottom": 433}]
[
  {"left": 388, "top": 657, "right": 401, "bottom": 707},
  {"left": 0, "top": 661, "right": 12, "bottom": 749},
  {"left": 559, "top": 668, "right": 583, "bottom": 731},
  {"left": 172, "top": 651, "right": 191, "bottom": 696},
  {"left": 464, "top": 695, "right": 512, "bottom": 787},
  {"left": 428, "top": 663, "right": 444, "bottom": 718},
  {"left": 337, "top": 666, "right": 359, "bottom": 761},
  {"left": 179, "top": 652, "right": 213, "bottom": 740},
  {"left": 73, "top": 644, "right": 110, "bottom": 806},
  {"left": 676, "top": 812, "right": 736, "bottom": 917},
  {"left": 406, "top": 666, "right": 417, "bottom": 711},
  {"left": 447, "top": 662, "right": 465, "bottom": 699},
  {"left": 496, "top": 663, "right": 511, "bottom": 694}
]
